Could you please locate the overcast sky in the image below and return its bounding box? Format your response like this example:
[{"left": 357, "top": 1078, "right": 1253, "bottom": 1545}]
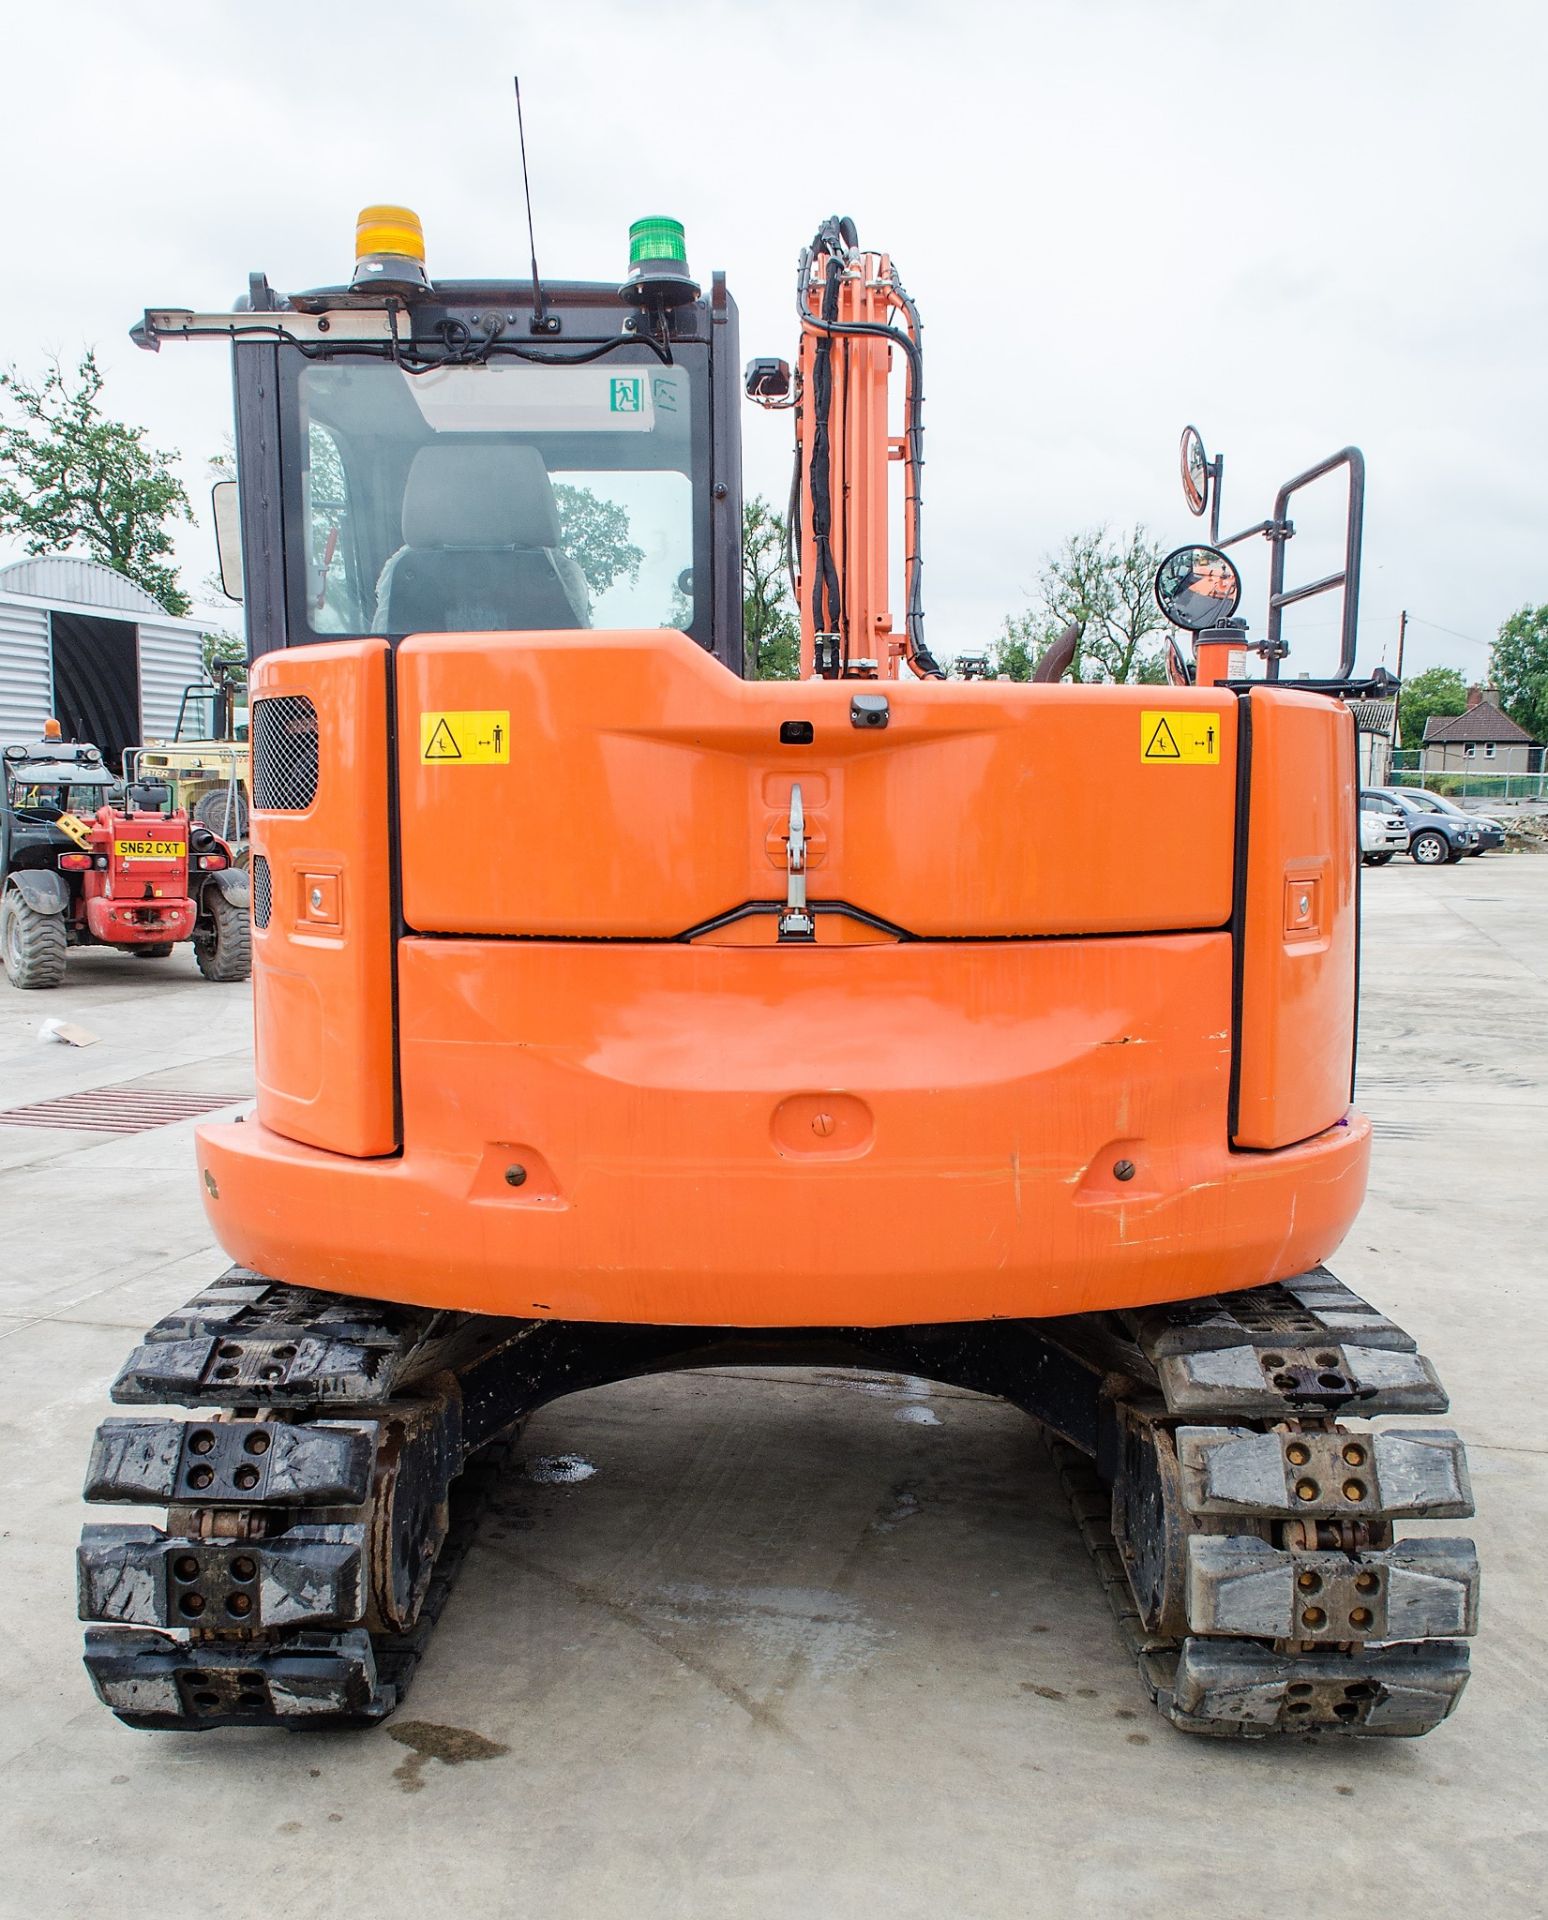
[{"left": 2, "top": 0, "right": 1542, "bottom": 680}]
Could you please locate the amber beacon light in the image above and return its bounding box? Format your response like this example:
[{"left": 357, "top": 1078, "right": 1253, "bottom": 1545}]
[{"left": 352, "top": 205, "right": 430, "bottom": 296}]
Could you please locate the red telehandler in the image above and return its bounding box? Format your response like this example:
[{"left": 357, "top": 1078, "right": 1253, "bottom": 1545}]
[{"left": 2, "top": 722, "right": 249, "bottom": 986}]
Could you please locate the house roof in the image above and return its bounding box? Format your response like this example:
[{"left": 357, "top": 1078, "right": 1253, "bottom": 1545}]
[
  {"left": 1423, "top": 702, "right": 1536, "bottom": 745},
  {"left": 1350, "top": 698, "right": 1397, "bottom": 735}
]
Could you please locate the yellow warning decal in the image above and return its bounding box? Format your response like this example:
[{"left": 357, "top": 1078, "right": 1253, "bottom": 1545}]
[
  {"left": 115, "top": 839, "right": 185, "bottom": 859},
  {"left": 419, "top": 711, "right": 511, "bottom": 766},
  {"left": 1141, "top": 710, "right": 1221, "bottom": 765}
]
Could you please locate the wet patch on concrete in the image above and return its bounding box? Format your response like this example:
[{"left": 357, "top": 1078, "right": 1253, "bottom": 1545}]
[
  {"left": 872, "top": 1483, "right": 922, "bottom": 1532},
  {"left": 388, "top": 1719, "right": 511, "bottom": 1794},
  {"left": 525, "top": 1453, "right": 597, "bottom": 1485}
]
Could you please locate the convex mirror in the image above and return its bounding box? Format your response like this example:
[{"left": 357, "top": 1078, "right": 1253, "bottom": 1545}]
[
  {"left": 1180, "top": 425, "right": 1210, "bottom": 518},
  {"left": 1154, "top": 544, "right": 1241, "bottom": 630}
]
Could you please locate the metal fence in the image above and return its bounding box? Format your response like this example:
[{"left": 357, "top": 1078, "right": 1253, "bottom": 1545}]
[{"left": 1386, "top": 753, "right": 1548, "bottom": 804}]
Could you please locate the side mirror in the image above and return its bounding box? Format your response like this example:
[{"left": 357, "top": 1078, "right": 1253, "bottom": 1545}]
[
  {"left": 211, "top": 480, "right": 244, "bottom": 602},
  {"left": 745, "top": 357, "right": 792, "bottom": 402},
  {"left": 1180, "top": 425, "right": 1210, "bottom": 518},
  {"left": 1154, "top": 544, "right": 1242, "bottom": 630}
]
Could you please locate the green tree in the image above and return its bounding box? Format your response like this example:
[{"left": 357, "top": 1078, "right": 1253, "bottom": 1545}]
[
  {"left": 553, "top": 484, "right": 644, "bottom": 597},
  {"left": 1036, "top": 527, "right": 1113, "bottom": 681},
  {"left": 0, "top": 350, "right": 192, "bottom": 614},
  {"left": 991, "top": 524, "right": 1167, "bottom": 682},
  {"left": 743, "top": 495, "right": 799, "bottom": 679},
  {"left": 202, "top": 630, "right": 246, "bottom": 675},
  {"left": 1491, "top": 607, "right": 1548, "bottom": 744},
  {"left": 1397, "top": 664, "right": 1468, "bottom": 749},
  {"left": 1098, "top": 524, "right": 1170, "bottom": 683},
  {"left": 989, "top": 618, "right": 1040, "bottom": 681}
]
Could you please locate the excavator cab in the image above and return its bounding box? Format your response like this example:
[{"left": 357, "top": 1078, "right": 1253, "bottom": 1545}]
[
  {"left": 189, "top": 224, "right": 742, "bottom": 668},
  {"left": 78, "top": 207, "right": 1477, "bottom": 1743}
]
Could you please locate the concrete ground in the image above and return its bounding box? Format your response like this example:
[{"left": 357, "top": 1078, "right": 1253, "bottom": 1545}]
[{"left": 1, "top": 860, "right": 1544, "bottom": 1920}]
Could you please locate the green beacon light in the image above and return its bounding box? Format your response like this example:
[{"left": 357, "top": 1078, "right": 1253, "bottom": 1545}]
[{"left": 620, "top": 216, "right": 700, "bottom": 311}]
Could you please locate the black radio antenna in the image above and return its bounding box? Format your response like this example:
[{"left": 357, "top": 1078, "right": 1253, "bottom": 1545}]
[{"left": 514, "top": 76, "right": 558, "bottom": 334}]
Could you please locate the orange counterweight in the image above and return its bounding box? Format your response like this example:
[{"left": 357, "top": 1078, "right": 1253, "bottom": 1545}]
[{"left": 201, "top": 634, "right": 1367, "bottom": 1328}]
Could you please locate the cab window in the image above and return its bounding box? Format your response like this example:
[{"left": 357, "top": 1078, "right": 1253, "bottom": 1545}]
[
  {"left": 553, "top": 469, "right": 694, "bottom": 629},
  {"left": 305, "top": 421, "right": 365, "bottom": 634},
  {"left": 287, "top": 355, "right": 708, "bottom": 644},
  {"left": 8, "top": 780, "right": 68, "bottom": 811}
]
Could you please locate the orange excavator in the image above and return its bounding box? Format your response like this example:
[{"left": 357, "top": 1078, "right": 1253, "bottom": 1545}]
[{"left": 78, "top": 210, "right": 1476, "bottom": 1738}]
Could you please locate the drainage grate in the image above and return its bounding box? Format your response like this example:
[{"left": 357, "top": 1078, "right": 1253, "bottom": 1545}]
[{"left": 0, "top": 1088, "right": 246, "bottom": 1135}]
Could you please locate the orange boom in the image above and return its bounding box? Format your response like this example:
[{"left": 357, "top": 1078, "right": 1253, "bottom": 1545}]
[{"left": 77, "top": 209, "right": 1477, "bottom": 1743}]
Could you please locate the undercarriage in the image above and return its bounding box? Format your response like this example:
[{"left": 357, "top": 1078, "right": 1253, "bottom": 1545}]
[{"left": 79, "top": 1266, "right": 1476, "bottom": 1739}]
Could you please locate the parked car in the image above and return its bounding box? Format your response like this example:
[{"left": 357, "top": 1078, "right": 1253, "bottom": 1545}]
[
  {"left": 1366, "top": 786, "right": 1480, "bottom": 865},
  {"left": 1384, "top": 786, "right": 1505, "bottom": 855},
  {"left": 1359, "top": 791, "right": 1410, "bottom": 865}
]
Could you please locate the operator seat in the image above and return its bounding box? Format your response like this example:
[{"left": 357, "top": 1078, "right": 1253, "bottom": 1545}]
[{"left": 373, "top": 442, "right": 592, "bottom": 635}]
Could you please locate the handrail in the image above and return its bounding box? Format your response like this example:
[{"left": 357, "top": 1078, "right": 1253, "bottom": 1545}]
[{"left": 1265, "top": 446, "right": 1364, "bottom": 681}]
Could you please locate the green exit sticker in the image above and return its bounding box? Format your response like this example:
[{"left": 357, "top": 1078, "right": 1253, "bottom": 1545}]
[{"left": 609, "top": 376, "right": 643, "bottom": 413}]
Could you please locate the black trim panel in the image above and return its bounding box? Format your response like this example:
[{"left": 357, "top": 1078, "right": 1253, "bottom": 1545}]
[{"left": 1226, "top": 691, "right": 1254, "bottom": 1142}]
